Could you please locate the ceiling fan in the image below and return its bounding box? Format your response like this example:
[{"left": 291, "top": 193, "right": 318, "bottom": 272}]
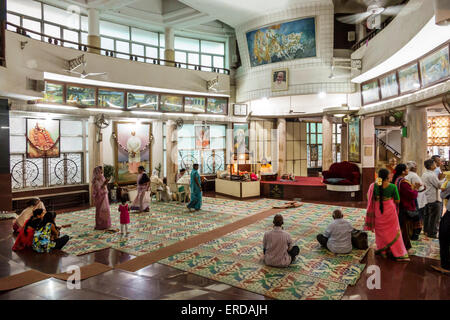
[
  {"left": 64, "top": 60, "right": 107, "bottom": 79},
  {"left": 337, "top": 0, "right": 406, "bottom": 29}
]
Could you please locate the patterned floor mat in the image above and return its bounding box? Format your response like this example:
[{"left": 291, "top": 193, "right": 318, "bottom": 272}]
[
  {"left": 0, "top": 213, "right": 17, "bottom": 221},
  {"left": 160, "top": 203, "right": 373, "bottom": 300},
  {"left": 57, "top": 197, "right": 285, "bottom": 257},
  {"left": 410, "top": 234, "right": 440, "bottom": 261}
]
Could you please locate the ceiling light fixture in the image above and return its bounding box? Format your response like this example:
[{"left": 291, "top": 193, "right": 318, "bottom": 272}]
[
  {"left": 36, "top": 103, "right": 78, "bottom": 110},
  {"left": 86, "top": 108, "right": 123, "bottom": 113},
  {"left": 318, "top": 91, "right": 326, "bottom": 99}
]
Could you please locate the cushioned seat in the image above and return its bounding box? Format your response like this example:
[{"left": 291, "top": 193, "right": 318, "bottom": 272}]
[{"left": 322, "top": 161, "right": 360, "bottom": 185}]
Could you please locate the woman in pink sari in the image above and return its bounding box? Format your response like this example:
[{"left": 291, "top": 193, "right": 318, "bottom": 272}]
[
  {"left": 365, "top": 168, "right": 409, "bottom": 262},
  {"left": 92, "top": 166, "right": 111, "bottom": 230}
]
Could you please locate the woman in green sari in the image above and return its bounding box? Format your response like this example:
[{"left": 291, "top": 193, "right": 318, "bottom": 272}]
[{"left": 187, "top": 164, "right": 202, "bottom": 212}]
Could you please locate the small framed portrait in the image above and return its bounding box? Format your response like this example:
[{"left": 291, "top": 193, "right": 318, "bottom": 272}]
[
  {"left": 271, "top": 69, "right": 289, "bottom": 92},
  {"left": 233, "top": 104, "right": 247, "bottom": 116}
]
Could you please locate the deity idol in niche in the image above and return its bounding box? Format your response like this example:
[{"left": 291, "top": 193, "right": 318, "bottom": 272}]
[
  {"left": 234, "top": 128, "right": 248, "bottom": 156},
  {"left": 127, "top": 131, "right": 141, "bottom": 174}
]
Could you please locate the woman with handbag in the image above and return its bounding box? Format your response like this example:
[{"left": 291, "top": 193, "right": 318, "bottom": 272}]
[
  {"left": 392, "top": 164, "right": 421, "bottom": 251},
  {"left": 365, "top": 168, "right": 409, "bottom": 262}
]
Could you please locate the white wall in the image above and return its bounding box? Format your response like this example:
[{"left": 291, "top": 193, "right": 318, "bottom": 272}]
[
  {"left": 234, "top": 0, "right": 355, "bottom": 103},
  {"left": 0, "top": 30, "right": 230, "bottom": 100}
]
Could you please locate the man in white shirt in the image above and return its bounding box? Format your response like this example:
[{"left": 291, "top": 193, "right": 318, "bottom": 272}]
[
  {"left": 431, "top": 155, "right": 446, "bottom": 181},
  {"left": 406, "top": 161, "right": 427, "bottom": 240},
  {"left": 422, "top": 159, "right": 443, "bottom": 238},
  {"left": 317, "top": 209, "right": 354, "bottom": 254}
]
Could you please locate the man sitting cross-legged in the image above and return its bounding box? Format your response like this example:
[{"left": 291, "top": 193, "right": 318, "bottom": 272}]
[
  {"left": 263, "top": 214, "right": 299, "bottom": 267},
  {"left": 317, "top": 209, "right": 354, "bottom": 254}
]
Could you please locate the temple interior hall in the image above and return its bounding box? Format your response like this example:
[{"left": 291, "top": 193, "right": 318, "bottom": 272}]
[{"left": 0, "top": 0, "right": 450, "bottom": 301}]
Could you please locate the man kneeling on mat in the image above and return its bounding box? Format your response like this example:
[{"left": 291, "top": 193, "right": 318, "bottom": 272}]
[
  {"left": 263, "top": 214, "right": 299, "bottom": 267},
  {"left": 317, "top": 209, "right": 353, "bottom": 254}
]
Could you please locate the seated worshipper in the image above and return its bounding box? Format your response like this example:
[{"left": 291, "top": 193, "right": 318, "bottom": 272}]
[
  {"left": 263, "top": 214, "right": 299, "bottom": 267},
  {"left": 160, "top": 177, "right": 173, "bottom": 202},
  {"left": 12, "top": 208, "right": 45, "bottom": 251},
  {"left": 316, "top": 209, "right": 354, "bottom": 254},
  {"left": 176, "top": 168, "right": 186, "bottom": 183},
  {"left": 12, "top": 198, "right": 46, "bottom": 233},
  {"left": 32, "top": 212, "right": 70, "bottom": 253},
  {"left": 431, "top": 180, "right": 450, "bottom": 274}
]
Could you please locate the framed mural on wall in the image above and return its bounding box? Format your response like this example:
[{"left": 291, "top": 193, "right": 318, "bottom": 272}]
[
  {"left": 185, "top": 97, "right": 206, "bottom": 113},
  {"left": 160, "top": 95, "right": 183, "bottom": 112},
  {"left": 195, "top": 126, "right": 210, "bottom": 149},
  {"left": 43, "top": 82, "right": 64, "bottom": 103},
  {"left": 26, "top": 118, "right": 60, "bottom": 158},
  {"left": 398, "top": 63, "right": 420, "bottom": 94},
  {"left": 246, "top": 17, "right": 316, "bottom": 67},
  {"left": 379, "top": 72, "right": 399, "bottom": 99},
  {"left": 419, "top": 45, "right": 450, "bottom": 87},
  {"left": 361, "top": 80, "right": 380, "bottom": 104},
  {"left": 348, "top": 117, "right": 361, "bottom": 163},
  {"left": 272, "top": 69, "right": 289, "bottom": 92},
  {"left": 207, "top": 97, "right": 228, "bottom": 114},
  {"left": 233, "top": 123, "right": 249, "bottom": 156},
  {"left": 127, "top": 92, "right": 158, "bottom": 110},
  {"left": 114, "top": 122, "right": 152, "bottom": 184},
  {"left": 98, "top": 89, "right": 125, "bottom": 108},
  {"left": 66, "top": 85, "right": 96, "bottom": 106}
]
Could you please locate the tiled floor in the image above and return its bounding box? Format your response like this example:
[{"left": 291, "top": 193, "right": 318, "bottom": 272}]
[{"left": 0, "top": 196, "right": 449, "bottom": 300}]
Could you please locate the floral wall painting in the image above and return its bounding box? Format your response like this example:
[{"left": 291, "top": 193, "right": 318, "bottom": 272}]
[
  {"left": 398, "top": 63, "right": 420, "bottom": 93},
  {"left": 420, "top": 45, "right": 449, "bottom": 87},
  {"left": 26, "top": 118, "right": 60, "bottom": 158},
  {"left": 160, "top": 95, "right": 183, "bottom": 112},
  {"left": 127, "top": 92, "right": 158, "bottom": 110},
  {"left": 379, "top": 73, "right": 399, "bottom": 99},
  {"left": 66, "top": 86, "right": 96, "bottom": 106},
  {"left": 98, "top": 89, "right": 125, "bottom": 108},
  {"left": 43, "top": 82, "right": 64, "bottom": 104},
  {"left": 195, "top": 126, "right": 210, "bottom": 149},
  {"left": 361, "top": 80, "right": 380, "bottom": 104},
  {"left": 348, "top": 117, "right": 361, "bottom": 163},
  {"left": 246, "top": 17, "right": 316, "bottom": 67},
  {"left": 185, "top": 97, "right": 206, "bottom": 113},
  {"left": 206, "top": 97, "right": 228, "bottom": 114},
  {"left": 115, "top": 122, "right": 151, "bottom": 184}
]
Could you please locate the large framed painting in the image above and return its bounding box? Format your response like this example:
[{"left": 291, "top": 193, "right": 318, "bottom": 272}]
[
  {"left": 185, "top": 96, "right": 206, "bottom": 113},
  {"left": 66, "top": 85, "right": 96, "bottom": 106},
  {"left": 26, "top": 118, "right": 60, "bottom": 158},
  {"left": 114, "top": 122, "right": 152, "bottom": 184},
  {"left": 98, "top": 89, "right": 125, "bottom": 109},
  {"left": 348, "top": 117, "right": 361, "bottom": 163},
  {"left": 398, "top": 63, "right": 420, "bottom": 94},
  {"left": 127, "top": 92, "right": 158, "bottom": 110},
  {"left": 233, "top": 123, "right": 249, "bottom": 157},
  {"left": 160, "top": 95, "right": 183, "bottom": 112},
  {"left": 43, "top": 82, "right": 64, "bottom": 103},
  {"left": 361, "top": 80, "right": 380, "bottom": 105},
  {"left": 310, "top": 145, "right": 318, "bottom": 161},
  {"left": 246, "top": 17, "right": 316, "bottom": 67},
  {"left": 272, "top": 68, "right": 289, "bottom": 92},
  {"left": 379, "top": 72, "right": 399, "bottom": 99},
  {"left": 207, "top": 97, "right": 228, "bottom": 114},
  {"left": 195, "top": 126, "right": 210, "bottom": 149},
  {"left": 420, "top": 45, "right": 450, "bottom": 87}
]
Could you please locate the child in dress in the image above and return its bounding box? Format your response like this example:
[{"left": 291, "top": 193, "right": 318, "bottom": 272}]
[{"left": 118, "top": 199, "right": 130, "bottom": 236}]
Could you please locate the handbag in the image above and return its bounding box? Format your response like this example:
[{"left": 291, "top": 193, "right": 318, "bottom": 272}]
[
  {"left": 351, "top": 229, "right": 368, "bottom": 250},
  {"left": 406, "top": 209, "right": 419, "bottom": 220}
]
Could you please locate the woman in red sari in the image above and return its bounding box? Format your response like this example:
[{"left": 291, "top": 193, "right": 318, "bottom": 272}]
[
  {"left": 365, "top": 168, "right": 409, "bottom": 261},
  {"left": 12, "top": 208, "right": 44, "bottom": 251}
]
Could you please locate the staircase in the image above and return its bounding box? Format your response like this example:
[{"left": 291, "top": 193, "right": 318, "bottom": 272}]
[{"left": 375, "top": 129, "right": 401, "bottom": 163}]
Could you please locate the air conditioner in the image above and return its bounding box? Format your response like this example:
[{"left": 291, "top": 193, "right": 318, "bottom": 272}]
[{"left": 26, "top": 78, "right": 45, "bottom": 92}]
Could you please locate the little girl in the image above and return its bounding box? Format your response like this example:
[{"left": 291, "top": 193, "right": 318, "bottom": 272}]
[{"left": 118, "top": 199, "right": 130, "bottom": 236}]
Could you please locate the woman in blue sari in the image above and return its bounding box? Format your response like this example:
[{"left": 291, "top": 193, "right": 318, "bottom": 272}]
[{"left": 187, "top": 163, "right": 202, "bottom": 212}]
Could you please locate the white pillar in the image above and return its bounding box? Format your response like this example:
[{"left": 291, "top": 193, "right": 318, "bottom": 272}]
[
  {"left": 164, "top": 27, "right": 175, "bottom": 66},
  {"left": 87, "top": 8, "right": 100, "bottom": 54}
]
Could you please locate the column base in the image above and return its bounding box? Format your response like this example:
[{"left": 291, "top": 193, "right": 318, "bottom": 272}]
[
  {"left": 165, "top": 49, "right": 175, "bottom": 67},
  {"left": 87, "top": 35, "right": 101, "bottom": 54}
]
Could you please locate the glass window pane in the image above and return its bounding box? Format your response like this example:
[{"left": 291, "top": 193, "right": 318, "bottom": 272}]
[
  {"left": 44, "top": 4, "right": 80, "bottom": 30},
  {"left": 213, "top": 56, "right": 224, "bottom": 69},
  {"left": 337, "top": 135, "right": 341, "bottom": 143},
  {"left": 61, "top": 120, "right": 82, "bottom": 136},
  {"left": 7, "top": 13, "right": 20, "bottom": 29},
  {"left": 146, "top": 46, "right": 158, "bottom": 59},
  {"left": 81, "top": 16, "right": 88, "bottom": 32},
  {"left": 201, "top": 40, "right": 224, "bottom": 55},
  {"left": 101, "top": 37, "right": 114, "bottom": 56},
  {"left": 100, "top": 20, "right": 129, "bottom": 40},
  {"left": 175, "top": 51, "right": 186, "bottom": 66},
  {"left": 311, "top": 134, "right": 316, "bottom": 144},
  {"left": 61, "top": 137, "right": 83, "bottom": 152},
  {"left": 318, "top": 134, "right": 322, "bottom": 144},
  {"left": 159, "top": 33, "right": 165, "bottom": 47},
  {"left": 63, "top": 29, "right": 79, "bottom": 49},
  {"left": 188, "top": 53, "right": 199, "bottom": 69},
  {"left": 116, "top": 40, "right": 130, "bottom": 59},
  {"left": 44, "top": 23, "right": 60, "bottom": 39},
  {"left": 201, "top": 55, "right": 212, "bottom": 71},
  {"left": 9, "top": 117, "right": 25, "bottom": 135},
  {"left": 175, "top": 37, "right": 199, "bottom": 52},
  {"left": 22, "top": 19, "right": 41, "bottom": 40},
  {"left": 160, "top": 48, "right": 165, "bottom": 60},
  {"left": 81, "top": 32, "right": 88, "bottom": 45},
  {"left": 318, "top": 123, "right": 322, "bottom": 133},
  {"left": 9, "top": 0, "right": 41, "bottom": 19},
  {"left": 131, "top": 28, "right": 158, "bottom": 46},
  {"left": 310, "top": 123, "right": 316, "bottom": 133},
  {"left": 132, "top": 43, "right": 144, "bottom": 61}
]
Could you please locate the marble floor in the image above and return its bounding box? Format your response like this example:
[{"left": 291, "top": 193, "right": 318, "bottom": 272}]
[{"left": 0, "top": 195, "right": 449, "bottom": 300}]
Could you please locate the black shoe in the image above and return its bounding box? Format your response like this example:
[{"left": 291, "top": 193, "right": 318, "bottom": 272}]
[{"left": 411, "top": 235, "right": 419, "bottom": 241}]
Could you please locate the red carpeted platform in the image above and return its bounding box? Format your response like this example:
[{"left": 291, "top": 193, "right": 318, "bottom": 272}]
[{"left": 260, "top": 176, "right": 325, "bottom": 186}]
